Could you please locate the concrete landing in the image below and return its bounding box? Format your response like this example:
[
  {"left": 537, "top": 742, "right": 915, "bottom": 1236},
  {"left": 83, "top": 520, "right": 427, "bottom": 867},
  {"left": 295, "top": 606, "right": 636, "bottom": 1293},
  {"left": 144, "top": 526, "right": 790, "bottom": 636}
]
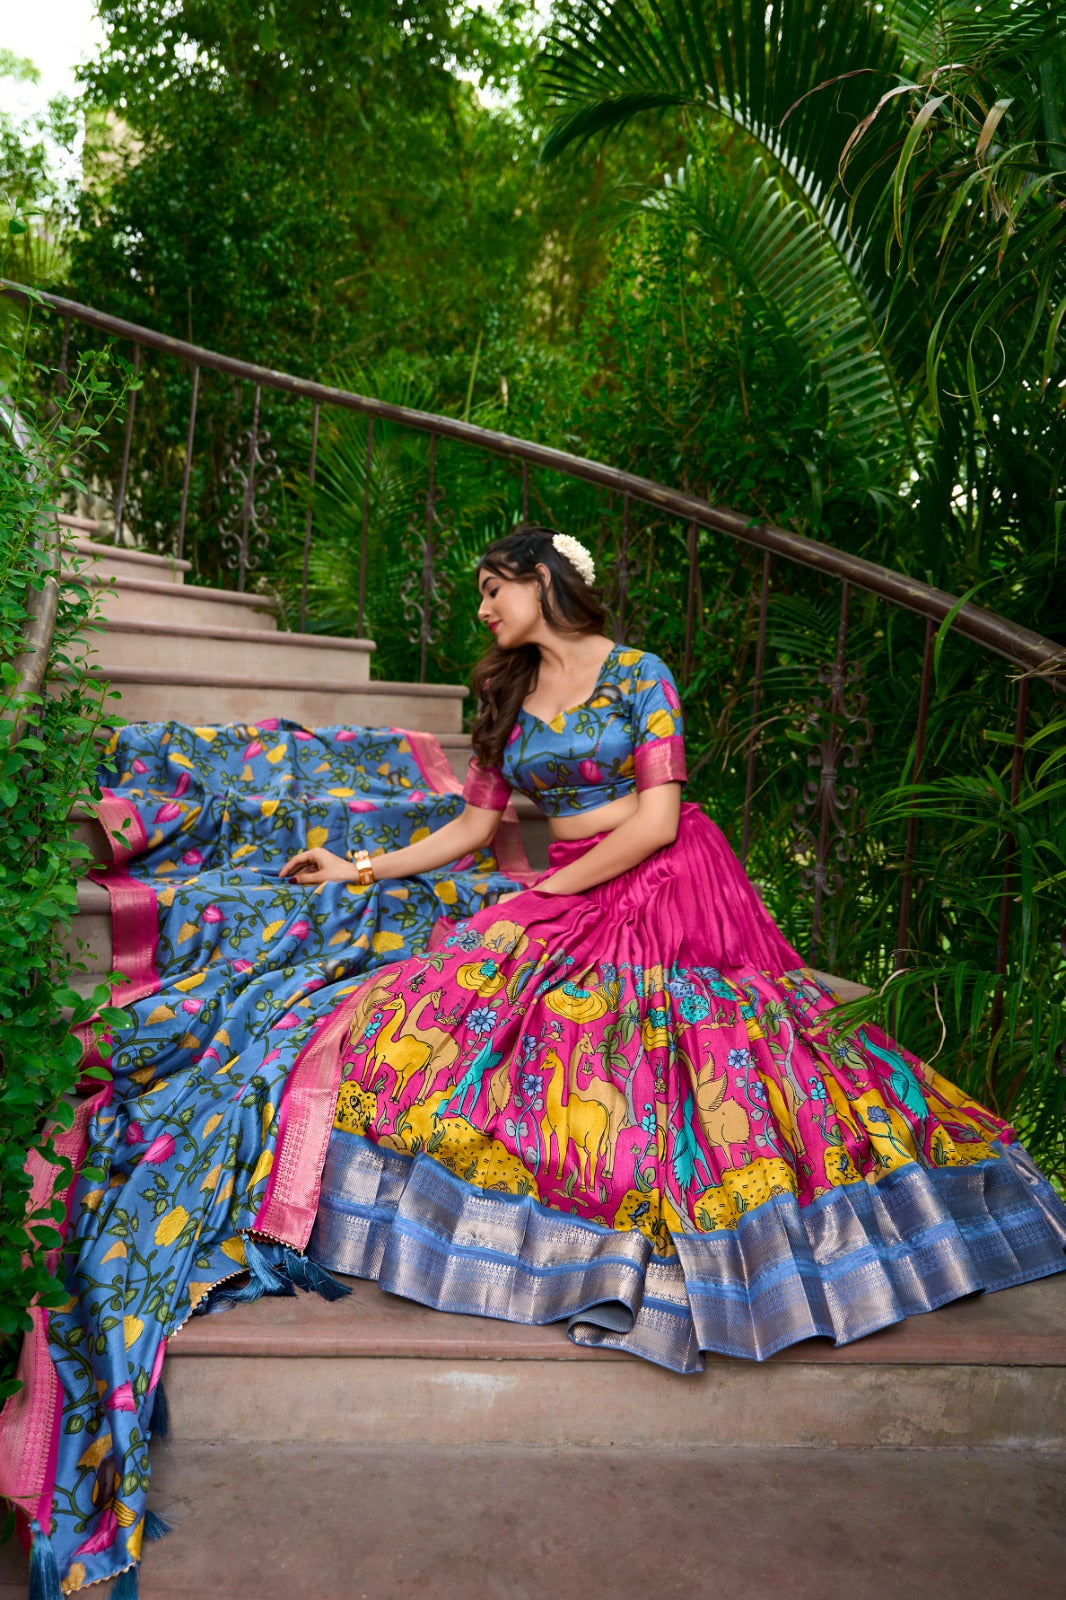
[{"left": 2, "top": 1444, "right": 1063, "bottom": 1599}]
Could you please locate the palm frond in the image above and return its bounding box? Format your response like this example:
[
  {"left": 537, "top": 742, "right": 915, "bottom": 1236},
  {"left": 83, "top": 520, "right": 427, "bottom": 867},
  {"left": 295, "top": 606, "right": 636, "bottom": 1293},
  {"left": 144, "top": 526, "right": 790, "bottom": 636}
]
[
  {"left": 543, "top": 0, "right": 909, "bottom": 289},
  {"left": 655, "top": 155, "right": 915, "bottom": 474}
]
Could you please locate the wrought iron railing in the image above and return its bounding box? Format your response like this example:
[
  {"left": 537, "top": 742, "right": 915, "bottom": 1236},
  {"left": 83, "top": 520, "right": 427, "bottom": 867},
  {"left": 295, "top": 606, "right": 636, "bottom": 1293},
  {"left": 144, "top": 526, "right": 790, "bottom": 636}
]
[
  {"left": 2, "top": 279, "right": 1062, "bottom": 986},
  {"left": 1, "top": 397, "right": 62, "bottom": 748}
]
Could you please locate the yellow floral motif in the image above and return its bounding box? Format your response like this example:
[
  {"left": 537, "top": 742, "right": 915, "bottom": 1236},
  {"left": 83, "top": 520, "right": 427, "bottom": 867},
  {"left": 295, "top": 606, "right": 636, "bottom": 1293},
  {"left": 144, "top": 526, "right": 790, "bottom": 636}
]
[
  {"left": 371, "top": 931, "right": 405, "bottom": 954},
  {"left": 644, "top": 708, "right": 675, "bottom": 739},
  {"left": 126, "top": 1515, "right": 145, "bottom": 1564},
  {"left": 154, "top": 1206, "right": 190, "bottom": 1247},
  {"left": 305, "top": 826, "right": 329, "bottom": 849},
  {"left": 176, "top": 921, "right": 199, "bottom": 944},
  {"left": 261, "top": 919, "right": 284, "bottom": 942},
  {"left": 641, "top": 1013, "right": 669, "bottom": 1051},
  {"left": 247, "top": 1149, "right": 273, "bottom": 1188},
  {"left": 259, "top": 798, "right": 280, "bottom": 817},
  {"left": 101, "top": 1241, "right": 127, "bottom": 1264},
  {"left": 146, "top": 1004, "right": 175, "bottom": 1024},
  {"left": 169, "top": 753, "right": 194, "bottom": 770},
  {"left": 456, "top": 959, "right": 507, "bottom": 996},
  {"left": 60, "top": 1560, "right": 86, "bottom": 1593},
  {"left": 175, "top": 971, "right": 206, "bottom": 991},
  {"left": 179, "top": 806, "right": 203, "bottom": 832},
  {"left": 435, "top": 879, "right": 458, "bottom": 905},
  {"left": 232, "top": 842, "right": 258, "bottom": 859},
  {"left": 77, "top": 1432, "right": 113, "bottom": 1472},
  {"left": 616, "top": 649, "right": 642, "bottom": 665},
  {"left": 157, "top": 886, "right": 175, "bottom": 907},
  {"left": 327, "top": 786, "right": 355, "bottom": 797},
  {"left": 544, "top": 984, "right": 608, "bottom": 1023},
  {"left": 193, "top": 727, "right": 217, "bottom": 741},
  {"left": 265, "top": 742, "right": 287, "bottom": 764},
  {"left": 202, "top": 1112, "right": 224, "bottom": 1138},
  {"left": 123, "top": 1315, "right": 144, "bottom": 1348},
  {"left": 220, "top": 1236, "right": 246, "bottom": 1265}
]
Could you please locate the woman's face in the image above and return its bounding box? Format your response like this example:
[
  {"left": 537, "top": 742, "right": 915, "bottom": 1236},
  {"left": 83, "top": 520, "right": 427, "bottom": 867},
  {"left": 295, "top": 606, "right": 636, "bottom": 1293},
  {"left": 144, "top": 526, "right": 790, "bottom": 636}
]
[{"left": 476, "top": 565, "right": 543, "bottom": 649}]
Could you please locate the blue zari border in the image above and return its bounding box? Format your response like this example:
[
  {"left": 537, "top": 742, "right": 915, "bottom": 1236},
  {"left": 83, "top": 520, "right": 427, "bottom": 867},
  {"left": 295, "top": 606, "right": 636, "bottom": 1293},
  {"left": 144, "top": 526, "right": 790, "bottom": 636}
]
[{"left": 308, "top": 1134, "right": 1066, "bottom": 1373}]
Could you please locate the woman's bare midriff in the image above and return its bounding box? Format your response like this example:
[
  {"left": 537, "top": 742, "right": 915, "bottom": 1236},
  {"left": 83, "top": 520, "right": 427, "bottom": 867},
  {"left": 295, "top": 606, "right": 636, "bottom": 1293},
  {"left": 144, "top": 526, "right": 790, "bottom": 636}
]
[{"left": 547, "top": 790, "right": 640, "bottom": 841}]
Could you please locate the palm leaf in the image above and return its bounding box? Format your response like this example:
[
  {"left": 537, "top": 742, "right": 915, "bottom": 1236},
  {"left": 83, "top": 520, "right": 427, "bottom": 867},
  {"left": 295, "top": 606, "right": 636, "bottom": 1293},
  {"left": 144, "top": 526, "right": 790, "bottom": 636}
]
[{"left": 654, "top": 154, "right": 914, "bottom": 473}]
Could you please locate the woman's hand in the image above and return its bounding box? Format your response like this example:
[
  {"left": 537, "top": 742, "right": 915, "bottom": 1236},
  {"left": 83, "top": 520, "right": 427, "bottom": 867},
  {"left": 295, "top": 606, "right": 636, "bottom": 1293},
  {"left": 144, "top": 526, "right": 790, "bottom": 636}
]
[{"left": 279, "top": 846, "right": 357, "bottom": 884}]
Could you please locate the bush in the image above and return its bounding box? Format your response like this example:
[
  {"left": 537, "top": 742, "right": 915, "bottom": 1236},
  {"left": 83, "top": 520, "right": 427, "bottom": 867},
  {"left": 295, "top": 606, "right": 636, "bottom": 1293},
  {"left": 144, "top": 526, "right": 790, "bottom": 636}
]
[{"left": 0, "top": 297, "right": 129, "bottom": 1400}]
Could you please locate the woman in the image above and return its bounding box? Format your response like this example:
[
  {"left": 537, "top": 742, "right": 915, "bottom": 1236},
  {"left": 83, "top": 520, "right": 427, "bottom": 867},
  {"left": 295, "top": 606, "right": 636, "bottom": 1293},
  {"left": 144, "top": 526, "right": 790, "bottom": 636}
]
[
  {"left": 10, "top": 526, "right": 1065, "bottom": 1596},
  {"left": 277, "top": 525, "right": 1066, "bottom": 1371}
]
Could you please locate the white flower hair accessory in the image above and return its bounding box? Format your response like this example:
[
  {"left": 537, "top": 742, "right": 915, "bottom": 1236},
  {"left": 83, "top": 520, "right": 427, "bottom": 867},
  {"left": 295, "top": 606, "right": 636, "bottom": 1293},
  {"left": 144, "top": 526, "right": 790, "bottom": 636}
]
[{"left": 550, "top": 533, "right": 596, "bottom": 588}]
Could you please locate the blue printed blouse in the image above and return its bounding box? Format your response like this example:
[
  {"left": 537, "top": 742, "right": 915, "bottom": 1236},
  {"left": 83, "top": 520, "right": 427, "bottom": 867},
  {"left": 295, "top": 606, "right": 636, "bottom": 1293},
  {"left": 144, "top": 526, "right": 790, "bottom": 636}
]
[{"left": 462, "top": 644, "right": 686, "bottom": 819}]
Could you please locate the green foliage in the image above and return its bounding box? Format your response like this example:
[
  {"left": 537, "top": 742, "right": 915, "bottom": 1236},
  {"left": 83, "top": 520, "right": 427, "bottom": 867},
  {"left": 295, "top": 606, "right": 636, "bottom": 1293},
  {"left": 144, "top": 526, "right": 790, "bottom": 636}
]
[
  {"left": 0, "top": 303, "right": 128, "bottom": 1399},
  {"left": 0, "top": 51, "right": 79, "bottom": 288}
]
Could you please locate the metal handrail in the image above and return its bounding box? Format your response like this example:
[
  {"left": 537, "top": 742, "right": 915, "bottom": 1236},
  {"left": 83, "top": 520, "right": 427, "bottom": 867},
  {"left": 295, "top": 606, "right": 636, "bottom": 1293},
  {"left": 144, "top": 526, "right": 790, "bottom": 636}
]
[
  {"left": 2, "top": 279, "right": 1062, "bottom": 686},
  {"left": 1, "top": 398, "right": 61, "bottom": 747}
]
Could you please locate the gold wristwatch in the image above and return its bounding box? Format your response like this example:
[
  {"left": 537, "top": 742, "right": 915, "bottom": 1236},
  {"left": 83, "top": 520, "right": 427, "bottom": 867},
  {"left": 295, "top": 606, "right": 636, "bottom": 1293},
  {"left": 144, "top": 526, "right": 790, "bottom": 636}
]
[{"left": 349, "top": 848, "right": 375, "bottom": 887}]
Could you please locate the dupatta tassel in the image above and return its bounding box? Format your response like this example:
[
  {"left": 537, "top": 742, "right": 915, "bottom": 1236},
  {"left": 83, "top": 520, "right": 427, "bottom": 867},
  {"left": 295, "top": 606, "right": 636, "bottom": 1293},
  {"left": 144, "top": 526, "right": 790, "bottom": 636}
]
[
  {"left": 150, "top": 1378, "right": 170, "bottom": 1441},
  {"left": 144, "top": 1510, "right": 173, "bottom": 1542},
  {"left": 28, "top": 1520, "right": 62, "bottom": 1600},
  {"left": 280, "top": 1247, "right": 351, "bottom": 1302},
  {"left": 110, "top": 1564, "right": 139, "bottom": 1600}
]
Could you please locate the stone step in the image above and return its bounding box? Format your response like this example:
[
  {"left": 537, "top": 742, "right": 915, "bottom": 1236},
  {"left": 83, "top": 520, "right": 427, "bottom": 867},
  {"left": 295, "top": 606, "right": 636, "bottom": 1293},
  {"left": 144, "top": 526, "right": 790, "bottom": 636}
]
[
  {"left": 2, "top": 1441, "right": 1063, "bottom": 1600},
  {"left": 80, "top": 668, "right": 468, "bottom": 735},
  {"left": 83, "top": 617, "right": 375, "bottom": 684},
  {"left": 162, "top": 1272, "right": 1066, "bottom": 1452},
  {"left": 65, "top": 535, "right": 192, "bottom": 586},
  {"left": 57, "top": 513, "right": 104, "bottom": 535},
  {"left": 84, "top": 571, "right": 280, "bottom": 631},
  {"left": 64, "top": 879, "right": 112, "bottom": 973}
]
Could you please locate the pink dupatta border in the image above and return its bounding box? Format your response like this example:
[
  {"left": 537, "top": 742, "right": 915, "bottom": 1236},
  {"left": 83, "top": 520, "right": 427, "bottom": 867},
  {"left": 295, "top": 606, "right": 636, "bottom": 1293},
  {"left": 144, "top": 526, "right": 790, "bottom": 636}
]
[
  {"left": 405, "top": 728, "right": 536, "bottom": 885},
  {"left": 89, "top": 790, "right": 160, "bottom": 1008},
  {"left": 0, "top": 1092, "right": 107, "bottom": 1536},
  {"left": 255, "top": 725, "right": 535, "bottom": 1244}
]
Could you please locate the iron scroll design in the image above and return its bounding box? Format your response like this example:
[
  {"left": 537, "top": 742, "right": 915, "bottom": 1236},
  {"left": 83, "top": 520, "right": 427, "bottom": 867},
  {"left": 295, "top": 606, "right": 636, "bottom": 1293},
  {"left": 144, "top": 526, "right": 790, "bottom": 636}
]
[
  {"left": 791, "top": 584, "right": 873, "bottom": 956},
  {"left": 401, "top": 434, "right": 456, "bottom": 682},
  {"left": 218, "top": 385, "right": 281, "bottom": 591}
]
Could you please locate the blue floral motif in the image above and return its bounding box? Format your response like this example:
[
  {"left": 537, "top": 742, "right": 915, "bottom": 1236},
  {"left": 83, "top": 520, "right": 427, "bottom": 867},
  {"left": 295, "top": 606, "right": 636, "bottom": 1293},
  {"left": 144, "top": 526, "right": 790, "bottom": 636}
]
[
  {"left": 727, "top": 1047, "right": 752, "bottom": 1071},
  {"left": 467, "top": 1005, "right": 497, "bottom": 1035},
  {"left": 518, "top": 1072, "right": 543, "bottom": 1111},
  {"left": 808, "top": 1076, "right": 829, "bottom": 1103}
]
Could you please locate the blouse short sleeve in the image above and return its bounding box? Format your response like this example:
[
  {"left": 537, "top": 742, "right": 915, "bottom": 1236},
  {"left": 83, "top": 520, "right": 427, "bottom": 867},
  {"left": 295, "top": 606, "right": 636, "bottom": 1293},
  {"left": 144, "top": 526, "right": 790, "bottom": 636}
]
[
  {"left": 462, "top": 756, "right": 512, "bottom": 812},
  {"left": 630, "top": 653, "right": 687, "bottom": 792}
]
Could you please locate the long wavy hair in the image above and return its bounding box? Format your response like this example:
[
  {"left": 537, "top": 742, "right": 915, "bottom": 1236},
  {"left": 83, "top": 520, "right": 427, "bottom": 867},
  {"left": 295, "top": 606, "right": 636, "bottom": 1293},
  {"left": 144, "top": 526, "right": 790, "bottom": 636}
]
[{"left": 471, "top": 525, "right": 608, "bottom": 769}]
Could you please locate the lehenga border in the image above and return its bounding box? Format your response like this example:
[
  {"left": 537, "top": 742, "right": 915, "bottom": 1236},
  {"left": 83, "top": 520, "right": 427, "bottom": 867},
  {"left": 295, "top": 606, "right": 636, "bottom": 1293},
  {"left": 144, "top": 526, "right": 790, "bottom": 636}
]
[{"left": 309, "top": 1130, "right": 1066, "bottom": 1373}]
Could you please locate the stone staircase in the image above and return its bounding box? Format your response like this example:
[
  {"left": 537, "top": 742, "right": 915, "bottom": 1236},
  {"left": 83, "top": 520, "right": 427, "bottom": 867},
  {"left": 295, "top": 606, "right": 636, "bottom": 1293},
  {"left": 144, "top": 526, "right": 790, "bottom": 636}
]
[
  {"left": 61, "top": 518, "right": 550, "bottom": 979},
  {"left": 1, "top": 1274, "right": 1064, "bottom": 1598},
  {"left": 17, "top": 521, "right": 1063, "bottom": 1599}
]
